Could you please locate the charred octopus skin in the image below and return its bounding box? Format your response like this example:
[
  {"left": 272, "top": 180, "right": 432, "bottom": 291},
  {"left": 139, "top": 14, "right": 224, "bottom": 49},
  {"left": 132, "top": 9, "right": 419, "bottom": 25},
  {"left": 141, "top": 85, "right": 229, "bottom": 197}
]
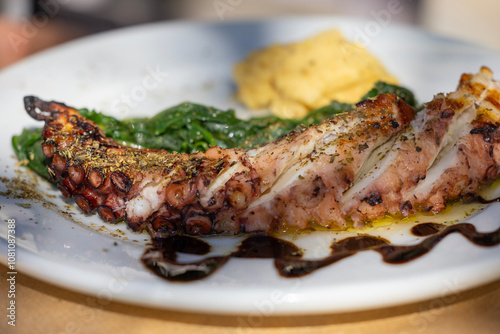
[{"left": 24, "top": 92, "right": 413, "bottom": 235}]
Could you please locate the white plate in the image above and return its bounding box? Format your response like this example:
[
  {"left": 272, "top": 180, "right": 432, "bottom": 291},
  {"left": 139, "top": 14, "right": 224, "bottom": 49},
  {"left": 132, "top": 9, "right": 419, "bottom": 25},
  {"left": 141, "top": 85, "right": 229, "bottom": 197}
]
[{"left": 1, "top": 17, "right": 500, "bottom": 315}]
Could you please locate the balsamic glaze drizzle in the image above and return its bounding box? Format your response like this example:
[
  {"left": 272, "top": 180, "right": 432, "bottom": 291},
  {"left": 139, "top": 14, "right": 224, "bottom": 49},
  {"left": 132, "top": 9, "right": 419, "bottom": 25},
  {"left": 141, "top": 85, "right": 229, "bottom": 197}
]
[{"left": 141, "top": 198, "right": 500, "bottom": 282}]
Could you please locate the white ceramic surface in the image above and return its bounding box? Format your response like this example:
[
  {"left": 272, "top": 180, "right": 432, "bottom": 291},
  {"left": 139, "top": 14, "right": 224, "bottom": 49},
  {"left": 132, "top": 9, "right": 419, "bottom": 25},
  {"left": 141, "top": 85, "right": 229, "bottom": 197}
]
[{"left": 0, "top": 17, "right": 499, "bottom": 315}]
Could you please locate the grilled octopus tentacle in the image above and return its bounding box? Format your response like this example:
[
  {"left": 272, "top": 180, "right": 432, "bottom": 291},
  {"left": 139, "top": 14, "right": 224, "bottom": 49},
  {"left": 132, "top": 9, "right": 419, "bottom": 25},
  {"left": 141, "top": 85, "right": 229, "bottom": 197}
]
[
  {"left": 25, "top": 69, "right": 500, "bottom": 235},
  {"left": 25, "top": 96, "right": 260, "bottom": 234},
  {"left": 25, "top": 92, "right": 414, "bottom": 235}
]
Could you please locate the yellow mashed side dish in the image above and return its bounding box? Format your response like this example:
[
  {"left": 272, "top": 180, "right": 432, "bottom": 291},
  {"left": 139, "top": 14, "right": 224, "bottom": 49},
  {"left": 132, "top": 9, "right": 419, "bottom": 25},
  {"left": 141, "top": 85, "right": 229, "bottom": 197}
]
[{"left": 233, "top": 29, "right": 398, "bottom": 119}]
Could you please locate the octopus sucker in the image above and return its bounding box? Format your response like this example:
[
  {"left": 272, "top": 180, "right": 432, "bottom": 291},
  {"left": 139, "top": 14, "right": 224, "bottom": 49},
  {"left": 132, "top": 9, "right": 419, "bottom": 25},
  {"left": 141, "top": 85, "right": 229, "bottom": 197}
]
[
  {"left": 183, "top": 203, "right": 213, "bottom": 235},
  {"left": 52, "top": 153, "right": 67, "bottom": 172},
  {"left": 75, "top": 194, "right": 93, "bottom": 214},
  {"left": 41, "top": 141, "right": 56, "bottom": 159},
  {"left": 110, "top": 171, "right": 133, "bottom": 193},
  {"left": 23, "top": 68, "right": 500, "bottom": 235},
  {"left": 68, "top": 165, "right": 85, "bottom": 184},
  {"left": 151, "top": 216, "right": 179, "bottom": 233},
  {"left": 97, "top": 205, "right": 117, "bottom": 224},
  {"left": 58, "top": 178, "right": 79, "bottom": 198},
  {"left": 88, "top": 168, "right": 104, "bottom": 189},
  {"left": 165, "top": 182, "right": 196, "bottom": 209},
  {"left": 100, "top": 194, "right": 126, "bottom": 222}
]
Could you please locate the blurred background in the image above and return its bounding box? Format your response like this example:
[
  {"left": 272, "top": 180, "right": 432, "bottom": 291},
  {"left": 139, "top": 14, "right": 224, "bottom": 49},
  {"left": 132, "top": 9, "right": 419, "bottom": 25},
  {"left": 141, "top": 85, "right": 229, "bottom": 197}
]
[{"left": 1, "top": 0, "right": 499, "bottom": 70}]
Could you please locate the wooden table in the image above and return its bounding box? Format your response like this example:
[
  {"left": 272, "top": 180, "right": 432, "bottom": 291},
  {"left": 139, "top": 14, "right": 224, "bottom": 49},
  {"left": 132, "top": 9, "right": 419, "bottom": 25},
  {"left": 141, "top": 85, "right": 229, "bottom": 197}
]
[{"left": 1, "top": 264, "right": 499, "bottom": 334}]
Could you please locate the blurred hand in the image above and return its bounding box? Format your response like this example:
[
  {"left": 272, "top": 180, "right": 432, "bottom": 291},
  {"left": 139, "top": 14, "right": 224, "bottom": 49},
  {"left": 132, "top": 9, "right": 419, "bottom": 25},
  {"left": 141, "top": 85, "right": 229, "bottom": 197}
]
[
  {"left": 0, "top": 16, "right": 81, "bottom": 70},
  {"left": 0, "top": 17, "right": 32, "bottom": 69}
]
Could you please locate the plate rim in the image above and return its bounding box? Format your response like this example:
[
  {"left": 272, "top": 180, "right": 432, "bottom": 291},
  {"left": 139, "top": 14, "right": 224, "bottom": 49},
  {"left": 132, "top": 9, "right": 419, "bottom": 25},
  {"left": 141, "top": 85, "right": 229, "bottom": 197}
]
[{"left": 1, "top": 15, "right": 500, "bottom": 315}]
